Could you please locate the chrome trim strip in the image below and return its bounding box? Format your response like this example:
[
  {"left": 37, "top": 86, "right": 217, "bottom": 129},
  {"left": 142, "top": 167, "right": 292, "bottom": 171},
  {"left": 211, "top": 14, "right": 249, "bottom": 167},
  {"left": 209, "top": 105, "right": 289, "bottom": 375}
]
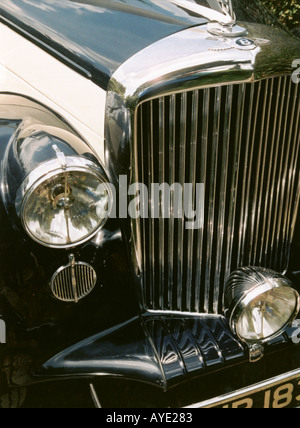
[
  {"left": 159, "top": 98, "right": 166, "bottom": 310},
  {"left": 194, "top": 89, "right": 209, "bottom": 311},
  {"left": 89, "top": 384, "right": 102, "bottom": 409},
  {"left": 280, "top": 81, "right": 299, "bottom": 267},
  {"left": 186, "top": 90, "right": 199, "bottom": 311},
  {"left": 258, "top": 78, "right": 274, "bottom": 265},
  {"left": 224, "top": 84, "right": 245, "bottom": 284},
  {"left": 145, "top": 309, "right": 221, "bottom": 319},
  {"left": 185, "top": 368, "right": 300, "bottom": 408},
  {"left": 110, "top": 23, "right": 300, "bottom": 103},
  {"left": 69, "top": 254, "right": 79, "bottom": 304},
  {"left": 286, "top": 99, "right": 300, "bottom": 262},
  {"left": 177, "top": 92, "right": 187, "bottom": 312},
  {"left": 204, "top": 86, "right": 220, "bottom": 313},
  {"left": 263, "top": 78, "right": 283, "bottom": 265},
  {"left": 214, "top": 85, "right": 232, "bottom": 311},
  {"left": 269, "top": 77, "right": 288, "bottom": 266},
  {"left": 168, "top": 94, "right": 176, "bottom": 310}
]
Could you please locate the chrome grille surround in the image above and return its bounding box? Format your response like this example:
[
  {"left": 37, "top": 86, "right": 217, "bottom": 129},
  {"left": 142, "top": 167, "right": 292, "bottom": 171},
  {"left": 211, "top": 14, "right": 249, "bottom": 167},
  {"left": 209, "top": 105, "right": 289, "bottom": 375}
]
[
  {"left": 136, "top": 77, "right": 300, "bottom": 314},
  {"left": 106, "top": 23, "right": 300, "bottom": 315},
  {"left": 50, "top": 256, "right": 97, "bottom": 303}
]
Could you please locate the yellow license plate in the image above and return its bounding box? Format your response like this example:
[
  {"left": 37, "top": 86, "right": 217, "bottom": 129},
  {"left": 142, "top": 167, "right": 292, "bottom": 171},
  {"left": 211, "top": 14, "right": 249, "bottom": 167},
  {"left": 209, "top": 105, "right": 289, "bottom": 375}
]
[{"left": 191, "top": 369, "right": 300, "bottom": 409}]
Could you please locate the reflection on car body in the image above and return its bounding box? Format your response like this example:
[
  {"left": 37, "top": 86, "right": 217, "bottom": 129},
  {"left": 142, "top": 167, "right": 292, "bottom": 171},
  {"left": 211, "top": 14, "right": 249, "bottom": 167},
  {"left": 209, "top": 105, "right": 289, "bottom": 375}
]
[{"left": 0, "top": 0, "right": 299, "bottom": 408}]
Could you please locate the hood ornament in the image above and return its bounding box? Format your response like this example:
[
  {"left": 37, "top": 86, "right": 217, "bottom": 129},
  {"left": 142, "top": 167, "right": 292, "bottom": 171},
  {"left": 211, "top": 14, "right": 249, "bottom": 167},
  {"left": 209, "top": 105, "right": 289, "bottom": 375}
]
[{"left": 170, "top": 0, "right": 247, "bottom": 37}]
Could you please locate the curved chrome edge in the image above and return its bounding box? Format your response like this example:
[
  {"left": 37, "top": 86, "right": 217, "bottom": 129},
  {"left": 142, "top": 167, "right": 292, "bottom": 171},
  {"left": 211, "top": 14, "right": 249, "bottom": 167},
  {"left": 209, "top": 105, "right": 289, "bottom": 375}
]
[
  {"left": 184, "top": 368, "right": 300, "bottom": 408},
  {"left": 225, "top": 268, "right": 300, "bottom": 345},
  {"left": 16, "top": 157, "right": 107, "bottom": 209},
  {"left": 16, "top": 156, "right": 113, "bottom": 249},
  {"left": 231, "top": 284, "right": 300, "bottom": 345},
  {"left": 105, "top": 22, "right": 300, "bottom": 186},
  {"left": 109, "top": 22, "right": 300, "bottom": 102},
  {"left": 144, "top": 309, "right": 222, "bottom": 319},
  {"left": 89, "top": 384, "right": 102, "bottom": 409}
]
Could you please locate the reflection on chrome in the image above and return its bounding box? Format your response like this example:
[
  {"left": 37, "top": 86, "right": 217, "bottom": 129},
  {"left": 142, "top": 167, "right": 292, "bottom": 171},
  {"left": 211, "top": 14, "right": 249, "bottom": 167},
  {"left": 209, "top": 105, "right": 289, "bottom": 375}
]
[
  {"left": 225, "top": 267, "right": 300, "bottom": 345},
  {"left": 237, "top": 287, "right": 299, "bottom": 342}
]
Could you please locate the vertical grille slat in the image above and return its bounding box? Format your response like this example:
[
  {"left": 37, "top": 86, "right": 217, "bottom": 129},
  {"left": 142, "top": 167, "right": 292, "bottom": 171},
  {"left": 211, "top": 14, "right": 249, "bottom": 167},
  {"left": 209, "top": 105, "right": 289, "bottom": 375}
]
[
  {"left": 168, "top": 94, "right": 176, "bottom": 309},
  {"left": 268, "top": 77, "right": 287, "bottom": 266},
  {"left": 280, "top": 81, "right": 298, "bottom": 266},
  {"left": 186, "top": 90, "right": 199, "bottom": 312},
  {"left": 176, "top": 92, "right": 188, "bottom": 311},
  {"left": 135, "top": 76, "right": 300, "bottom": 314},
  {"left": 258, "top": 78, "right": 275, "bottom": 266},
  {"left": 237, "top": 83, "right": 255, "bottom": 267},
  {"left": 285, "top": 98, "right": 300, "bottom": 258},
  {"left": 261, "top": 77, "right": 283, "bottom": 265},
  {"left": 224, "top": 84, "right": 245, "bottom": 290},
  {"left": 246, "top": 82, "right": 262, "bottom": 266},
  {"left": 252, "top": 80, "right": 270, "bottom": 265},
  {"left": 275, "top": 79, "right": 295, "bottom": 267},
  {"left": 195, "top": 89, "right": 209, "bottom": 310},
  {"left": 204, "top": 87, "right": 221, "bottom": 313},
  {"left": 214, "top": 85, "right": 232, "bottom": 313},
  {"left": 272, "top": 78, "right": 291, "bottom": 266},
  {"left": 158, "top": 97, "right": 165, "bottom": 309},
  {"left": 148, "top": 100, "right": 156, "bottom": 308}
]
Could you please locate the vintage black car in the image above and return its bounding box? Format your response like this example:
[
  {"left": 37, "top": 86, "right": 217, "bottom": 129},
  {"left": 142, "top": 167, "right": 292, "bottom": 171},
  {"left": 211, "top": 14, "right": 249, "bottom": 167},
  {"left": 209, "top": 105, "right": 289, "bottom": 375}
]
[{"left": 0, "top": 0, "right": 299, "bottom": 409}]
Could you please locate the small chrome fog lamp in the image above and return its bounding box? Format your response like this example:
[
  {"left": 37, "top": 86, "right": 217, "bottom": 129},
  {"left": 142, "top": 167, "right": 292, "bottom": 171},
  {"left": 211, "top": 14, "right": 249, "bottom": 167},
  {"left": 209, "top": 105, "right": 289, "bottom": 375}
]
[{"left": 225, "top": 267, "right": 300, "bottom": 345}]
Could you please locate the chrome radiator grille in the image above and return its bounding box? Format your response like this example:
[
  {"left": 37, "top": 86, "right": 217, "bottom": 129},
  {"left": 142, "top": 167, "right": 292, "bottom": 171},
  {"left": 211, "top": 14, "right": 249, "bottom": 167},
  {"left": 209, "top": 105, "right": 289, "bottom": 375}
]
[{"left": 134, "top": 76, "right": 300, "bottom": 314}]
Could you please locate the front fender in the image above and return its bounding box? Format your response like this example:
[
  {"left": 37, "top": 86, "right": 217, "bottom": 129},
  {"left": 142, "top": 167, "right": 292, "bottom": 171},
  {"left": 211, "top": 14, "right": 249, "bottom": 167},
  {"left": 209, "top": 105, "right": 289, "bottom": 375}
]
[{"left": 0, "top": 95, "right": 139, "bottom": 397}]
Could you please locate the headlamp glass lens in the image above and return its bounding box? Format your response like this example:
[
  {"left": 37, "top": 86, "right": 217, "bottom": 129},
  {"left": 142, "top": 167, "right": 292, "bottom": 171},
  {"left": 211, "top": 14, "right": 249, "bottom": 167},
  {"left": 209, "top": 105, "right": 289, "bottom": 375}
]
[
  {"left": 23, "top": 169, "right": 111, "bottom": 247},
  {"left": 236, "top": 286, "right": 299, "bottom": 342}
]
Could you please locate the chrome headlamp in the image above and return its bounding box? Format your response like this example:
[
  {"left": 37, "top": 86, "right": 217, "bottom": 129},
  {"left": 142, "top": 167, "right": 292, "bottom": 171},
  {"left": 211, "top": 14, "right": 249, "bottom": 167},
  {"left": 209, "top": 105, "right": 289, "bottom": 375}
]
[
  {"left": 16, "top": 150, "right": 112, "bottom": 249},
  {"left": 225, "top": 267, "right": 300, "bottom": 345}
]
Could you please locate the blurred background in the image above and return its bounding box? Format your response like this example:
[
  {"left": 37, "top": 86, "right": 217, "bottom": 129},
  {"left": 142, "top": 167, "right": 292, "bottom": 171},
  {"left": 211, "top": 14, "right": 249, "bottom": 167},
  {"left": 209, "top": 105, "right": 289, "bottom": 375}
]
[
  {"left": 262, "top": 0, "right": 300, "bottom": 31},
  {"left": 234, "top": 0, "right": 300, "bottom": 35}
]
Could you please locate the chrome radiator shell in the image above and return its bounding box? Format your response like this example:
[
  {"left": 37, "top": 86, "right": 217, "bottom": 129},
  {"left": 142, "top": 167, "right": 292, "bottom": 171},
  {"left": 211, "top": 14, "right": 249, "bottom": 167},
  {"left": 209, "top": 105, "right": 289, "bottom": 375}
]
[
  {"left": 135, "top": 77, "right": 300, "bottom": 313},
  {"left": 106, "top": 23, "right": 300, "bottom": 315}
]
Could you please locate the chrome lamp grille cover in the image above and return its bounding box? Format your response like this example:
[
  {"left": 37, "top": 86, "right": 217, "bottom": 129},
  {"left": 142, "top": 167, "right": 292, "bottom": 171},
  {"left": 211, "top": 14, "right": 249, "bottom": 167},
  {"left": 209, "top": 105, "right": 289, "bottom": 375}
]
[
  {"left": 134, "top": 76, "right": 300, "bottom": 314},
  {"left": 50, "top": 255, "right": 97, "bottom": 303}
]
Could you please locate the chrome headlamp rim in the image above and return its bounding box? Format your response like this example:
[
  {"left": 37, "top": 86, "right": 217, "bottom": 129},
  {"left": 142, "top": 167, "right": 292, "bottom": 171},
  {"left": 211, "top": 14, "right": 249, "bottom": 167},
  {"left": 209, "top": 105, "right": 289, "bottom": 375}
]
[
  {"left": 229, "top": 274, "right": 300, "bottom": 345},
  {"left": 16, "top": 156, "right": 113, "bottom": 249}
]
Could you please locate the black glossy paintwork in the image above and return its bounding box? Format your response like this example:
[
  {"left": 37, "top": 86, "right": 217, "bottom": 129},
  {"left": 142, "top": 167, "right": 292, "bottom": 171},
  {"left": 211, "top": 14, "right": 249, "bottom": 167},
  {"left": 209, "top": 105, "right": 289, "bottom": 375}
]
[
  {"left": 0, "top": 118, "right": 140, "bottom": 395},
  {"left": 0, "top": 0, "right": 204, "bottom": 89},
  {"left": 38, "top": 314, "right": 246, "bottom": 388},
  {"left": 19, "top": 340, "right": 300, "bottom": 407},
  {"left": 0, "top": 118, "right": 298, "bottom": 399},
  {"left": 0, "top": 0, "right": 284, "bottom": 90},
  {"left": 144, "top": 316, "right": 246, "bottom": 385},
  {"left": 0, "top": 2, "right": 298, "bottom": 408},
  {"left": 36, "top": 312, "right": 300, "bottom": 393},
  {"left": 40, "top": 317, "right": 165, "bottom": 386}
]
